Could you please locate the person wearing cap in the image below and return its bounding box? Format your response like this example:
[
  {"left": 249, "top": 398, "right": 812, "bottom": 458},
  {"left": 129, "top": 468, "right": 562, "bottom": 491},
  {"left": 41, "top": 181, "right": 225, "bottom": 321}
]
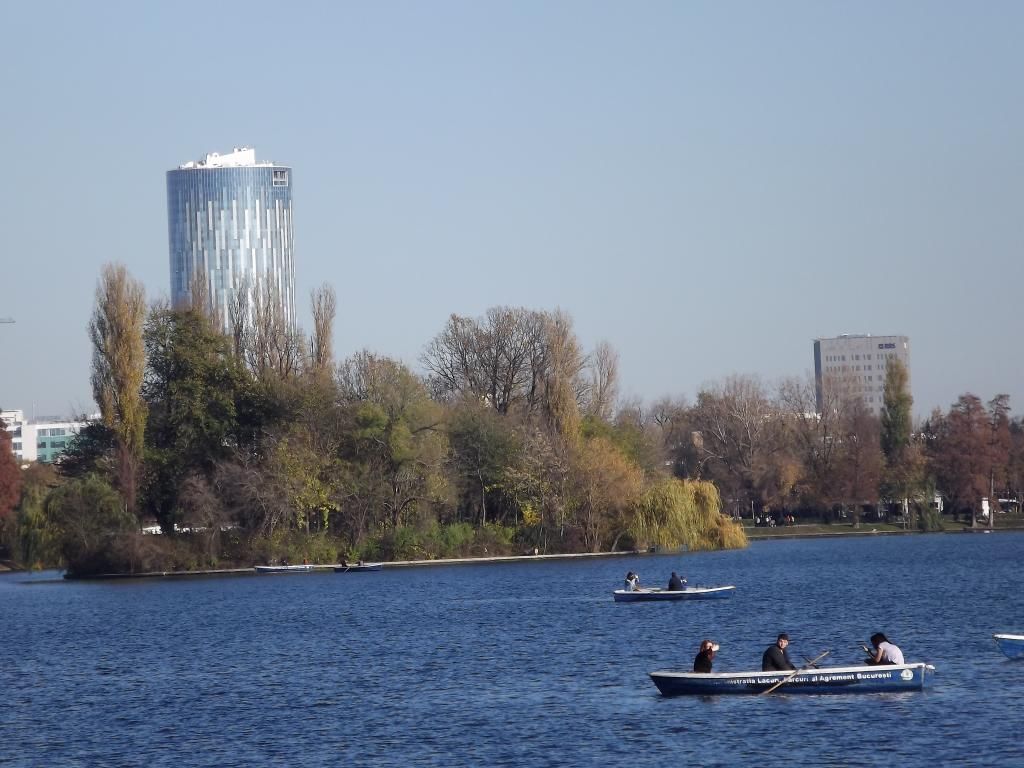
[
  {"left": 762, "top": 633, "right": 796, "bottom": 671},
  {"left": 693, "top": 640, "right": 719, "bottom": 673},
  {"left": 865, "top": 632, "right": 904, "bottom": 665}
]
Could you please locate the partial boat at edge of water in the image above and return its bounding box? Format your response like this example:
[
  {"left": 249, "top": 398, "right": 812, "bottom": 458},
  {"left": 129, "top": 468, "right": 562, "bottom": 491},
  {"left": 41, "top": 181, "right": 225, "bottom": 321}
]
[{"left": 993, "top": 634, "right": 1024, "bottom": 660}]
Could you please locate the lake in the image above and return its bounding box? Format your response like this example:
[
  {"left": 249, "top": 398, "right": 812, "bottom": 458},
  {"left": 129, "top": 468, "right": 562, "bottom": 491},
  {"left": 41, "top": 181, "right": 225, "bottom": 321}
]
[{"left": 2, "top": 532, "right": 1022, "bottom": 767}]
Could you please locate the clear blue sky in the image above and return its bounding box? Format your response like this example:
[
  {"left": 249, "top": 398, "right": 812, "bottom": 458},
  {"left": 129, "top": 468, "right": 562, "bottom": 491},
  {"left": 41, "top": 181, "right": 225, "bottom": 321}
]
[{"left": 1, "top": 1, "right": 1021, "bottom": 420}]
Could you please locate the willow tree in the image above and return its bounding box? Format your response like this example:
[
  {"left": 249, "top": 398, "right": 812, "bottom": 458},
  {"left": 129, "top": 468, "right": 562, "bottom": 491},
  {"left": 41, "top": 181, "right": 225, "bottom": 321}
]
[
  {"left": 89, "top": 263, "right": 147, "bottom": 516},
  {"left": 628, "top": 477, "right": 747, "bottom": 552}
]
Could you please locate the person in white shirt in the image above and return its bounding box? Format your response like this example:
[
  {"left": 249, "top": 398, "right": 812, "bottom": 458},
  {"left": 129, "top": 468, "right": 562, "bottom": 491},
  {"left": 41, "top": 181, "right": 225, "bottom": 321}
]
[
  {"left": 867, "top": 632, "right": 905, "bottom": 665},
  {"left": 624, "top": 571, "right": 640, "bottom": 591}
]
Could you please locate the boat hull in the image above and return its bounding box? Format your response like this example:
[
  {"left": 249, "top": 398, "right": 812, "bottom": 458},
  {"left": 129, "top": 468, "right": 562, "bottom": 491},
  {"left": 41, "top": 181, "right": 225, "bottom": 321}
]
[
  {"left": 254, "top": 565, "right": 316, "bottom": 574},
  {"left": 333, "top": 563, "right": 382, "bottom": 573},
  {"left": 993, "top": 634, "right": 1024, "bottom": 659},
  {"left": 650, "top": 663, "right": 933, "bottom": 696},
  {"left": 613, "top": 586, "right": 735, "bottom": 602}
]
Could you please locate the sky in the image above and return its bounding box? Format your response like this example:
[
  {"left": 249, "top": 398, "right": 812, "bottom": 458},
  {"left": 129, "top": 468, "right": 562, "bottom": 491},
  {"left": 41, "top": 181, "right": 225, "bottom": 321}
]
[{"left": 1, "top": 1, "right": 1021, "bottom": 420}]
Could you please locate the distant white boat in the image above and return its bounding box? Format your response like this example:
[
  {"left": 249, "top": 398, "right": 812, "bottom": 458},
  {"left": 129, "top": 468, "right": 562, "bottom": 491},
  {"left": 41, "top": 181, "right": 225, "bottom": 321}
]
[{"left": 254, "top": 564, "right": 316, "bottom": 574}]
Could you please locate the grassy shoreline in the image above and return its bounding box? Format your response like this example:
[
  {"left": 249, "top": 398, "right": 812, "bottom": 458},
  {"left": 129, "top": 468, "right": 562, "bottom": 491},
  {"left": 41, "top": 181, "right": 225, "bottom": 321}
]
[
  {"left": 8, "top": 522, "right": 1022, "bottom": 579},
  {"left": 744, "top": 521, "right": 1024, "bottom": 539}
]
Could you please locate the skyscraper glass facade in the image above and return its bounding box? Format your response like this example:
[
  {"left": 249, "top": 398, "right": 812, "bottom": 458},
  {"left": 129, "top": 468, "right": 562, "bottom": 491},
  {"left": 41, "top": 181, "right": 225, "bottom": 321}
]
[{"left": 166, "top": 150, "right": 295, "bottom": 332}]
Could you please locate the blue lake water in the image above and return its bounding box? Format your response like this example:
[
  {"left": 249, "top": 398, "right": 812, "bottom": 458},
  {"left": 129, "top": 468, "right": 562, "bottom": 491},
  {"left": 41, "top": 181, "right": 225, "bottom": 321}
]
[{"left": 2, "top": 532, "right": 1023, "bottom": 767}]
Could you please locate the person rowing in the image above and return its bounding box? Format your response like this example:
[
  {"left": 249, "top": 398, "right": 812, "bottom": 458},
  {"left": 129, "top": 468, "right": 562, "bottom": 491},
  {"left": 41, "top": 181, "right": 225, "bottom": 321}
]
[
  {"left": 668, "top": 572, "right": 686, "bottom": 591},
  {"left": 762, "top": 633, "right": 796, "bottom": 671}
]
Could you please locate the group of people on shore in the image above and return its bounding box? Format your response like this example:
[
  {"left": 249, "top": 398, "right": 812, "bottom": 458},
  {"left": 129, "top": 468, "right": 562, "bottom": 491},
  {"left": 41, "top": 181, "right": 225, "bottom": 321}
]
[
  {"left": 622, "top": 571, "right": 688, "bottom": 592},
  {"left": 691, "top": 632, "right": 905, "bottom": 672}
]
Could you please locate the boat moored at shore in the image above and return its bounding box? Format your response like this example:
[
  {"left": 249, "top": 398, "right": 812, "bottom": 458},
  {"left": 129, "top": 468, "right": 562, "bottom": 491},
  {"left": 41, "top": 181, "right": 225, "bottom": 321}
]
[
  {"left": 254, "top": 564, "right": 316, "bottom": 574},
  {"left": 333, "top": 563, "right": 382, "bottom": 573}
]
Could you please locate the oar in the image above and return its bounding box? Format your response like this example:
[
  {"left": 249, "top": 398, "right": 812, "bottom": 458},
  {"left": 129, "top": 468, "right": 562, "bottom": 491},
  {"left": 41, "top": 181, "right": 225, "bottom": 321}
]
[
  {"left": 759, "top": 650, "right": 830, "bottom": 696},
  {"left": 801, "top": 654, "right": 823, "bottom": 669}
]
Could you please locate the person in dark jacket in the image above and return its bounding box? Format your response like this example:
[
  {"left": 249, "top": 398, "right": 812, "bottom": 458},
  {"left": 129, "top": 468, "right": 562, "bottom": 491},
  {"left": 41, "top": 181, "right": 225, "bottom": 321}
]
[
  {"left": 693, "top": 639, "right": 719, "bottom": 673},
  {"left": 668, "top": 572, "right": 685, "bottom": 591},
  {"left": 762, "top": 633, "right": 796, "bottom": 671}
]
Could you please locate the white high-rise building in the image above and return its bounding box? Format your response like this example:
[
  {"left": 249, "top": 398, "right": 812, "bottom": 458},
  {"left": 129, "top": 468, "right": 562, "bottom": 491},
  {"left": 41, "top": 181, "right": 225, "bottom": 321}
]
[{"left": 813, "top": 334, "right": 911, "bottom": 416}]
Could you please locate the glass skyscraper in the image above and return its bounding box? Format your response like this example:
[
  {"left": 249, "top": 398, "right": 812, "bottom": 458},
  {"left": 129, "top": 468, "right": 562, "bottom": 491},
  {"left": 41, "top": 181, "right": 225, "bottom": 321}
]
[{"left": 166, "top": 147, "right": 295, "bottom": 332}]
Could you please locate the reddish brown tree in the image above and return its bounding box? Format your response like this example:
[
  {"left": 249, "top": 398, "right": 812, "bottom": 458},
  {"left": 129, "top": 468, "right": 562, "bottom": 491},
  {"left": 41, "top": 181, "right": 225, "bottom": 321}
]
[
  {"left": 834, "top": 401, "right": 883, "bottom": 522},
  {"left": 927, "top": 394, "right": 1001, "bottom": 524},
  {"left": 0, "top": 428, "right": 22, "bottom": 518}
]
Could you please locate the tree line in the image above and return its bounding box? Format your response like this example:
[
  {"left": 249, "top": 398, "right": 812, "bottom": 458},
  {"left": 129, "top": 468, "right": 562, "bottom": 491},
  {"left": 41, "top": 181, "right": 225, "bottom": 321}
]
[
  {"left": 0, "top": 266, "right": 745, "bottom": 575},
  {"left": 2, "top": 265, "right": 1021, "bottom": 574}
]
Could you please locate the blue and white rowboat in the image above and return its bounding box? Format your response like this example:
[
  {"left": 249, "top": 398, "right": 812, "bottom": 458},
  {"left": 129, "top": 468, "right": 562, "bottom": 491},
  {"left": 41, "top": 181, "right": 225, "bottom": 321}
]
[
  {"left": 993, "top": 634, "right": 1024, "bottom": 659},
  {"left": 613, "top": 585, "right": 735, "bottom": 602},
  {"left": 650, "top": 663, "right": 934, "bottom": 696}
]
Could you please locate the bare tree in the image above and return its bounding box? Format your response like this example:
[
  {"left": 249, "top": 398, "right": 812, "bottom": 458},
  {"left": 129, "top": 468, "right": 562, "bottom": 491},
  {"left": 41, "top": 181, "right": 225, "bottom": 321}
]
[
  {"left": 88, "top": 264, "right": 148, "bottom": 516},
  {"left": 244, "top": 280, "right": 303, "bottom": 379},
  {"left": 310, "top": 283, "right": 337, "bottom": 372},
  {"left": 214, "top": 458, "right": 292, "bottom": 536},
  {"left": 582, "top": 340, "right": 619, "bottom": 422},
  {"left": 421, "top": 305, "right": 587, "bottom": 445},
  {"left": 777, "top": 373, "right": 845, "bottom": 509},
  {"left": 689, "top": 374, "right": 783, "bottom": 514},
  {"left": 421, "top": 306, "right": 544, "bottom": 414},
  {"left": 186, "top": 269, "right": 219, "bottom": 328},
  {"left": 539, "top": 310, "right": 585, "bottom": 444},
  {"left": 226, "top": 277, "right": 250, "bottom": 359},
  {"left": 648, "top": 396, "right": 695, "bottom": 475}
]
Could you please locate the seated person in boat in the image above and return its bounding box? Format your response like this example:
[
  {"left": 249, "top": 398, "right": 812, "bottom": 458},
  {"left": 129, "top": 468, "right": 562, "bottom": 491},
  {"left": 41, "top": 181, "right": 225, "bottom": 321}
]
[
  {"left": 865, "top": 632, "right": 904, "bottom": 665},
  {"left": 624, "top": 571, "right": 640, "bottom": 591},
  {"left": 762, "top": 633, "right": 796, "bottom": 671},
  {"left": 668, "top": 572, "right": 686, "bottom": 591},
  {"left": 693, "top": 639, "right": 719, "bottom": 673}
]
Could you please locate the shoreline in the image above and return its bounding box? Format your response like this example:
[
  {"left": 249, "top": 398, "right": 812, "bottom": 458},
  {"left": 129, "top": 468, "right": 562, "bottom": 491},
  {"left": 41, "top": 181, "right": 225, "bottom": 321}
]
[
  {"left": 57, "top": 549, "right": 640, "bottom": 581},
  {"left": 14, "top": 524, "right": 1023, "bottom": 580}
]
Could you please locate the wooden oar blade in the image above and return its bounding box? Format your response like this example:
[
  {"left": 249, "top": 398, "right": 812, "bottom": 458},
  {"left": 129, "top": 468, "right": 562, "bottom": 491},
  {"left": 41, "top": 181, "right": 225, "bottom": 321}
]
[{"left": 759, "top": 650, "right": 831, "bottom": 696}]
